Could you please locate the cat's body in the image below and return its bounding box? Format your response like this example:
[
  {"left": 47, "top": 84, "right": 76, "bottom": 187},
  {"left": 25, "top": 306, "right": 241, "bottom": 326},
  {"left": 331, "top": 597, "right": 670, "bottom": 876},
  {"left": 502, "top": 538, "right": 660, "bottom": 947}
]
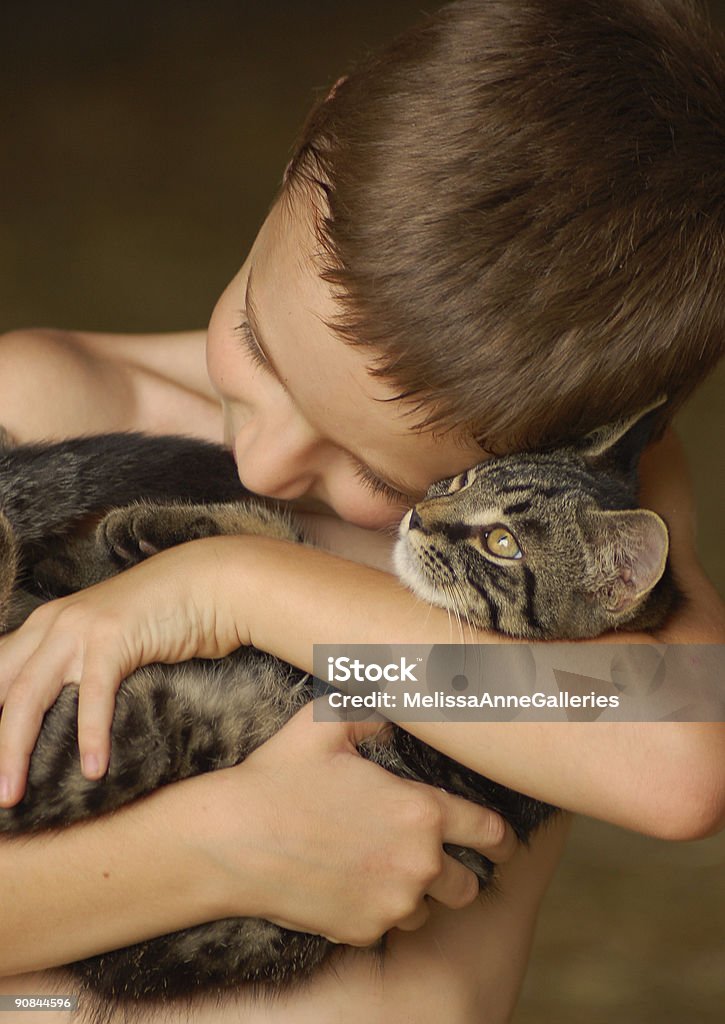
[{"left": 0, "top": 412, "right": 674, "bottom": 1013}]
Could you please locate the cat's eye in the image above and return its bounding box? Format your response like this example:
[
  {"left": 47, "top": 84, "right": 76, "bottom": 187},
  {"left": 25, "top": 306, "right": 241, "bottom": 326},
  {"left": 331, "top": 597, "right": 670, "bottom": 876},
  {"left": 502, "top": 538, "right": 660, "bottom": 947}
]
[{"left": 482, "top": 526, "right": 522, "bottom": 559}]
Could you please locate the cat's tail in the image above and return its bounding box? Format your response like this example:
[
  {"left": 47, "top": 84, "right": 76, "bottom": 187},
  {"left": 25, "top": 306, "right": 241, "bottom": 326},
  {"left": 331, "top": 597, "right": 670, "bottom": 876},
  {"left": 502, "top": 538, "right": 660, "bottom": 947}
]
[
  {"left": 0, "top": 433, "right": 245, "bottom": 544},
  {"left": 0, "top": 511, "right": 18, "bottom": 631}
]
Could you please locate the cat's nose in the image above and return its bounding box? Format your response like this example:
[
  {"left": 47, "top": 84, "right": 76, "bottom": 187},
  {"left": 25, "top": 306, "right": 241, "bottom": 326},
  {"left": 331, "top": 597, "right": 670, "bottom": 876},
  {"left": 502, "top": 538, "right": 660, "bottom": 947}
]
[{"left": 409, "top": 508, "right": 423, "bottom": 531}]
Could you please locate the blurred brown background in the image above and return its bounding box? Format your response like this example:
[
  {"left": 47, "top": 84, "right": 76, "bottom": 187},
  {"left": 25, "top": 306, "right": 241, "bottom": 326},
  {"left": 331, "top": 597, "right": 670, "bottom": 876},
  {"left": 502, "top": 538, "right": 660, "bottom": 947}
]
[{"left": 1, "top": 2, "right": 723, "bottom": 1021}]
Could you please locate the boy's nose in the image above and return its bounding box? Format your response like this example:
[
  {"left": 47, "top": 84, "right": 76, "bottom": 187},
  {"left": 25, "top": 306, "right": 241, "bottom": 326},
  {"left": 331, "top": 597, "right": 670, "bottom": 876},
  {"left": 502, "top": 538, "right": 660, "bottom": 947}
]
[
  {"left": 235, "top": 450, "right": 315, "bottom": 500},
  {"left": 233, "top": 430, "right": 318, "bottom": 501}
]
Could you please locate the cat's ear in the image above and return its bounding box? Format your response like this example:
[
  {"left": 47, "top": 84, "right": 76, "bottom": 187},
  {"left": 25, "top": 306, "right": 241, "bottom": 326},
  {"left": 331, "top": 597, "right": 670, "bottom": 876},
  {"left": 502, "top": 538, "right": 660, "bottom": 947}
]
[
  {"left": 582, "top": 508, "right": 669, "bottom": 617},
  {"left": 577, "top": 397, "right": 667, "bottom": 476}
]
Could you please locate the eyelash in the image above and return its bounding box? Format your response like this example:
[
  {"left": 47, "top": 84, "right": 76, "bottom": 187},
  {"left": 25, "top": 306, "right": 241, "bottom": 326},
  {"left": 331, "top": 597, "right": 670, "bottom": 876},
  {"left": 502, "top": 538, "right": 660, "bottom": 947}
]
[
  {"left": 352, "top": 462, "right": 409, "bottom": 504},
  {"left": 235, "top": 321, "right": 269, "bottom": 372}
]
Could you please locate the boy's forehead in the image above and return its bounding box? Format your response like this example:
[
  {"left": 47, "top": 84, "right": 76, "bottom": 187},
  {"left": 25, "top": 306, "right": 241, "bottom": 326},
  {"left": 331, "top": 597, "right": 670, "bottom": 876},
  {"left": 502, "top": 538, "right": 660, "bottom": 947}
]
[
  {"left": 247, "top": 197, "right": 486, "bottom": 494},
  {"left": 252, "top": 194, "right": 328, "bottom": 293}
]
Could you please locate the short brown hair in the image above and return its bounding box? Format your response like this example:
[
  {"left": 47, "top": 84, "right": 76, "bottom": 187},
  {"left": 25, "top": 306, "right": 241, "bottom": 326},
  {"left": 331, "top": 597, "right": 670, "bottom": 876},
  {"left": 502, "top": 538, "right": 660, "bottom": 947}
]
[{"left": 285, "top": 0, "right": 725, "bottom": 452}]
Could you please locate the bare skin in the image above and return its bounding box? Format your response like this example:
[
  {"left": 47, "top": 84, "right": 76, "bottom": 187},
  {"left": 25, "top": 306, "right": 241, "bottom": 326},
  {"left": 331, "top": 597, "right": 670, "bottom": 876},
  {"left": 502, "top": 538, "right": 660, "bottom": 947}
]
[
  {"left": 0, "top": 816, "right": 569, "bottom": 1024},
  {"left": 0, "top": 338, "right": 721, "bottom": 1024},
  {"left": 0, "top": 326, "right": 563, "bottom": 1024},
  {"left": 0, "top": 198, "right": 722, "bottom": 1022}
]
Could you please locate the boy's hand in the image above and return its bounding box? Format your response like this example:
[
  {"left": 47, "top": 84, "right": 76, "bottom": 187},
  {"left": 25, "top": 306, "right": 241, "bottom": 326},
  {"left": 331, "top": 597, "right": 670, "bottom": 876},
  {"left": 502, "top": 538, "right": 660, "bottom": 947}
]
[
  {"left": 0, "top": 538, "right": 246, "bottom": 806},
  {"left": 199, "top": 701, "right": 517, "bottom": 944}
]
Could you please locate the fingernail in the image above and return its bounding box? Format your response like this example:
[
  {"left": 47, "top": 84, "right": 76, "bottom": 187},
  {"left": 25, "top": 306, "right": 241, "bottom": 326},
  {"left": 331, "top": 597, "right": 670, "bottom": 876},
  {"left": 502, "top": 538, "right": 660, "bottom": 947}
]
[
  {"left": 0, "top": 776, "right": 10, "bottom": 804},
  {"left": 82, "top": 754, "right": 100, "bottom": 778}
]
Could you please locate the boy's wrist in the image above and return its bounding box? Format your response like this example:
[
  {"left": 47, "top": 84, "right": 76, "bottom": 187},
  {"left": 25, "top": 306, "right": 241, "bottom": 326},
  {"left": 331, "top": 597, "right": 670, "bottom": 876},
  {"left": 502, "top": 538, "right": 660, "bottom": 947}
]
[
  {"left": 203, "top": 533, "right": 319, "bottom": 654},
  {"left": 156, "top": 766, "right": 277, "bottom": 923}
]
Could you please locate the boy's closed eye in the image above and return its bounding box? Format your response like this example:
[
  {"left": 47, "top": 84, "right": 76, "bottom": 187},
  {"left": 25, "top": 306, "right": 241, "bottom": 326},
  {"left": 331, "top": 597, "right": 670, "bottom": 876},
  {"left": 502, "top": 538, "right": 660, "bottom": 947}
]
[
  {"left": 235, "top": 320, "right": 274, "bottom": 375},
  {"left": 234, "top": 317, "right": 415, "bottom": 508},
  {"left": 350, "top": 460, "right": 412, "bottom": 505}
]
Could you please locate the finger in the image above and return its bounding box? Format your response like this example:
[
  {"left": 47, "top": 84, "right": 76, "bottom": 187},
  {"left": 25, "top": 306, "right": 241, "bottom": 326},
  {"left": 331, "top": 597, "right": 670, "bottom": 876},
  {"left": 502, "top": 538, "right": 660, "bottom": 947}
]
[
  {"left": 435, "top": 790, "right": 517, "bottom": 864},
  {"left": 0, "top": 675, "right": 61, "bottom": 806},
  {"left": 305, "top": 699, "right": 391, "bottom": 741},
  {"left": 347, "top": 714, "right": 393, "bottom": 747},
  {"left": 0, "top": 633, "right": 82, "bottom": 804},
  {"left": 0, "top": 628, "right": 49, "bottom": 705},
  {"left": 426, "top": 853, "right": 481, "bottom": 910},
  {"left": 76, "top": 659, "right": 123, "bottom": 780}
]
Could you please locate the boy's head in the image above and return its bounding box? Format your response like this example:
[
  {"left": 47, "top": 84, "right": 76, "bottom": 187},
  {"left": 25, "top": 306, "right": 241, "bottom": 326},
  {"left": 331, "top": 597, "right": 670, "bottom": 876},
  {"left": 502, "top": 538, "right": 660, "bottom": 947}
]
[{"left": 283, "top": 0, "right": 725, "bottom": 453}]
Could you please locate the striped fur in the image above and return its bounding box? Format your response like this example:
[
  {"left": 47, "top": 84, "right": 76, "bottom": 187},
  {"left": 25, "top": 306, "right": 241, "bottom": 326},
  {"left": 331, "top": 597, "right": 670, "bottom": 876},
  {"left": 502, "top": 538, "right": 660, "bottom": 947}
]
[
  {"left": 0, "top": 432, "right": 556, "bottom": 1019},
  {"left": 395, "top": 411, "right": 676, "bottom": 639},
  {"left": 0, "top": 410, "right": 673, "bottom": 1015}
]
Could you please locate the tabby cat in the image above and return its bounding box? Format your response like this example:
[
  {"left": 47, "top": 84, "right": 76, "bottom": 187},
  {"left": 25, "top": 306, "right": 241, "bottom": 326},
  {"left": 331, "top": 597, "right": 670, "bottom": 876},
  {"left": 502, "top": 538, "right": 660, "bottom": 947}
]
[{"left": 0, "top": 405, "right": 674, "bottom": 1015}]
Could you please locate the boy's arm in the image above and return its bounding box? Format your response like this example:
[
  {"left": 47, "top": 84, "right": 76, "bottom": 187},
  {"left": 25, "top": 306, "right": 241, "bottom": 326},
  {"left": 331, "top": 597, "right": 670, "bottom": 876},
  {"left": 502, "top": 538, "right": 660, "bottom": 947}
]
[
  {"left": 253, "top": 430, "right": 725, "bottom": 841},
  {"left": 2, "top": 424, "right": 720, "bottom": 842},
  {"left": 16, "top": 518, "right": 706, "bottom": 846},
  {"left": 236, "top": 534, "right": 724, "bottom": 842},
  {"left": 1, "top": 706, "right": 511, "bottom": 975},
  {"left": 0, "top": 328, "right": 513, "bottom": 973},
  {"left": 637, "top": 429, "right": 724, "bottom": 642},
  {"left": 0, "top": 328, "right": 221, "bottom": 443},
  {"left": 1, "top": 771, "right": 234, "bottom": 974}
]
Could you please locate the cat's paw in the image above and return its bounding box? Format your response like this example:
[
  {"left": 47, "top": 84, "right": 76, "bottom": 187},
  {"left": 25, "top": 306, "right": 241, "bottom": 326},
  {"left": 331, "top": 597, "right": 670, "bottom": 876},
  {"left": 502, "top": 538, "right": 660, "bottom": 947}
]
[{"left": 99, "top": 503, "right": 221, "bottom": 566}]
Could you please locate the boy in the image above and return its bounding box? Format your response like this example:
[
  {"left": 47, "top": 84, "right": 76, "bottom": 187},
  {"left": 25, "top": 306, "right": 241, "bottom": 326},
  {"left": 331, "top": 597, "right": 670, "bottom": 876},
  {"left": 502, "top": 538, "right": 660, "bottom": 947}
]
[{"left": 0, "top": 1, "right": 723, "bottom": 1021}]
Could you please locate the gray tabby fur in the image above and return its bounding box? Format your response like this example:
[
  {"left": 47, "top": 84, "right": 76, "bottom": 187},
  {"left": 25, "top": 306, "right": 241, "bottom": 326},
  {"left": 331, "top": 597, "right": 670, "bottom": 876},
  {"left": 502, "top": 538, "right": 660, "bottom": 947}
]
[{"left": 0, "top": 408, "right": 675, "bottom": 1020}]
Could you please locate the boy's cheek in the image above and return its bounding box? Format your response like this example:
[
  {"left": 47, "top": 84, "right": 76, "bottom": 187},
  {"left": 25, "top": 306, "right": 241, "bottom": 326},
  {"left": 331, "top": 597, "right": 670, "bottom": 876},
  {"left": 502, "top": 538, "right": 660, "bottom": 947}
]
[{"left": 322, "top": 487, "right": 408, "bottom": 531}]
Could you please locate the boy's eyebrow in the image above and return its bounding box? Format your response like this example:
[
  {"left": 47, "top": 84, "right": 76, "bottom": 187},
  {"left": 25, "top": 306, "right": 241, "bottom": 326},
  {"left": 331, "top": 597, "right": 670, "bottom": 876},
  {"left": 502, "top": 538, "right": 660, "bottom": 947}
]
[{"left": 244, "top": 265, "right": 420, "bottom": 503}]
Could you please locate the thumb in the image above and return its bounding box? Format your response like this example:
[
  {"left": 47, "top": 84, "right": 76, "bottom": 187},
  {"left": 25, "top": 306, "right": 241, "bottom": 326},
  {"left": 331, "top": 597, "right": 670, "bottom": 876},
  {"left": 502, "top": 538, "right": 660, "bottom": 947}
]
[
  {"left": 347, "top": 715, "right": 393, "bottom": 748},
  {"left": 307, "top": 699, "right": 392, "bottom": 751}
]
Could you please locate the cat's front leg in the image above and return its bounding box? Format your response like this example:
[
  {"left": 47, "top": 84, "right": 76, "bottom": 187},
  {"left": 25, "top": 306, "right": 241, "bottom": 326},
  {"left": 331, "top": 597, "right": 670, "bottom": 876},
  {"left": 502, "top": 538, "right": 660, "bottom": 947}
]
[
  {"left": 100, "top": 501, "right": 221, "bottom": 566},
  {"left": 99, "top": 499, "right": 302, "bottom": 567}
]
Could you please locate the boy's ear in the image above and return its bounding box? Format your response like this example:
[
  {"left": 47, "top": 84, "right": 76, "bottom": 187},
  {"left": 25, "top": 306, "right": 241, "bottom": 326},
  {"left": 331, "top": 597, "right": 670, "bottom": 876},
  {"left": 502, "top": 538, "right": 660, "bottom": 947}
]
[
  {"left": 326, "top": 76, "right": 348, "bottom": 101},
  {"left": 581, "top": 508, "right": 669, "bottom": 616},
  {"left": 577, "top": 396, "right": 668, "bottom": 477}
]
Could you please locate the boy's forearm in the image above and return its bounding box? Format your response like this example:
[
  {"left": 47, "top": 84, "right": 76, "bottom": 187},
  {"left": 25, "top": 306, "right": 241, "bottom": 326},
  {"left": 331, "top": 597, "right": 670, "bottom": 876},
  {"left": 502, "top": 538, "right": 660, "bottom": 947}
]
[
  {"left": 0, "top": 772, "right": 251, "bottom": 975},
  {"left": 233, "top": 536, "right": 725, "bottom": 841}
]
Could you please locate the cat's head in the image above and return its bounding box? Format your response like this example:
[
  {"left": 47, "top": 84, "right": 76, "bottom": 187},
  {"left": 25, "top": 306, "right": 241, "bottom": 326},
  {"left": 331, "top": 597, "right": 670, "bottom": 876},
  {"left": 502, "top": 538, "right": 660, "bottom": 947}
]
[{"left": 394, "top": 404, "right": 670, "bottom": 639}]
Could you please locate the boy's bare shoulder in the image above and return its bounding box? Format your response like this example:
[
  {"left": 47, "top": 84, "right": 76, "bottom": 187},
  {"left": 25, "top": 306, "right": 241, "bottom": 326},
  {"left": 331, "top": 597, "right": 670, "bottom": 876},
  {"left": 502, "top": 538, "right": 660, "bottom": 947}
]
[{"left": 0, "top": 328, "right": 222, "bottom": 443}]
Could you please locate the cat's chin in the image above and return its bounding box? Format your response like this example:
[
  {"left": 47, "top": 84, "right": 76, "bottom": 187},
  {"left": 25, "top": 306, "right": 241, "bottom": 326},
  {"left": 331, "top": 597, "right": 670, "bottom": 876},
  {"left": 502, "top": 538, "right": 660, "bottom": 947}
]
[{"left": 392, "top": 537, "right": 450, "bottom": 610}]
